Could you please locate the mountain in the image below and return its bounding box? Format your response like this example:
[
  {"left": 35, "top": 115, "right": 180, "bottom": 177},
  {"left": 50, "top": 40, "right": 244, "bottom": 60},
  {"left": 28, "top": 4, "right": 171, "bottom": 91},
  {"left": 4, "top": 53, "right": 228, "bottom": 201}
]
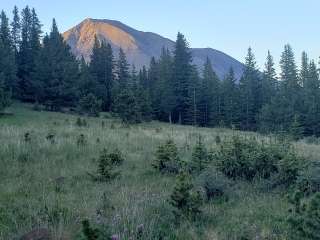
[{"left": 63, "top": 18, "right": 244, "bottom": 79}]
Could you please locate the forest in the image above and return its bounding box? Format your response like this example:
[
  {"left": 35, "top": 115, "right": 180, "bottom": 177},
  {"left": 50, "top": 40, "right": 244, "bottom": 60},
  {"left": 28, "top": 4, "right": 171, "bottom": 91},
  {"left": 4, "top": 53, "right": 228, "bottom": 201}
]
[
  {"left": 1, "top": 6, "right": 319, "bottom": 139},
  {"left": 1, "top": 5, "right": 320, "bottom": 240}
]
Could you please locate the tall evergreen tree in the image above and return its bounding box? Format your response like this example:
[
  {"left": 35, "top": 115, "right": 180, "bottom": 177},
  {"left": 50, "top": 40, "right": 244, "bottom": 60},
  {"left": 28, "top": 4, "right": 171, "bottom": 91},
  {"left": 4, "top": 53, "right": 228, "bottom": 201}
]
[
  {"left": 17, "top": 6, "right": 41, "bottom": 101},
  {"left": 198, "top": 57, "right": 220, "bottom": 126},
  {"left": 239, "top": 47, "right": 261, "bottom": 130},
  {"left": 11, "top": 6, "right": 21, "bottom": 54},
  {"left": 261, "top": 51, "right": 277, "bottom": 106},
  {"left": 172, "top": 32, "right": 194, "bottom": 124},
  {"left": 116, "top": 48, "right": 130, "bottom": 89},
  {"left": 33, "top": 19, "right": 78, "bottom": 110},
  {"left": 0, "top": 10, "right": 16, "bottom": 95},
  {"left": 220, "top": 68, "right": 240, "bottom": 127},
  {"left": 89, "top": 36, "right": 114, "bottom": 111}
]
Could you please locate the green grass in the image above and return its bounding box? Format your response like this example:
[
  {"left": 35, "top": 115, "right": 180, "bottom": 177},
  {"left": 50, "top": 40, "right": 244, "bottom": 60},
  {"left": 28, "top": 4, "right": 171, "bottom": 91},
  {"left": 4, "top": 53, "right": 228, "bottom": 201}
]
[{"left": 0, "top": 103, "right": 319, "bottom": 239}]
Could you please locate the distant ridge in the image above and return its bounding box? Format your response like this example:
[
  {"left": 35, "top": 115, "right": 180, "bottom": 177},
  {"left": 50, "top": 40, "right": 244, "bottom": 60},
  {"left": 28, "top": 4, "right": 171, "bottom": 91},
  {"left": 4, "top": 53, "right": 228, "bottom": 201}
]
[{"left": 63, "top": 18, "right": 244, "bottom": 79}]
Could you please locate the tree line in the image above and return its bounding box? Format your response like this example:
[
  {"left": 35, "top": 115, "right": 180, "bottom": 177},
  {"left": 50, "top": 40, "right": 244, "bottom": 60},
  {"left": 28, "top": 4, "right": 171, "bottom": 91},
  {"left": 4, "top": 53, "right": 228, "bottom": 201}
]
[{"left": 1, "top": 6, "right": 320, "bottom": 138}]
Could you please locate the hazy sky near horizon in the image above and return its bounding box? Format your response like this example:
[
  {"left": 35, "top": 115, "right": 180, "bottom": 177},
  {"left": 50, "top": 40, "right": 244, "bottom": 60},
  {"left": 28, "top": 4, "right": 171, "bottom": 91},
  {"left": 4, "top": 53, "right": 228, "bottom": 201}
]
[{"left": 2, "top": 0, "right": 320, "bottom": 72}]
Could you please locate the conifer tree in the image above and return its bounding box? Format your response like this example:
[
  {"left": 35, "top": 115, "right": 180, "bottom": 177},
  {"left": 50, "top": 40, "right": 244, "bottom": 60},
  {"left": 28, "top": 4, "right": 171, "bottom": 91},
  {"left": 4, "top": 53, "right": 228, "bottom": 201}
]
[
  {"left": 172, "top": 32, "right": 194, "bottom": 124},
  {"left": 0, "top": 10, "right": 17, "bottom": 96},
  {"left": 198, "top": 57, "right": 220, "bottom": 126},
  {"left": 220, "top": 68, "right": 240, "bottom": 127},
  {"left": 33, "top": 19, "right": 78, "bottom": 110},
  {"left": 89, "top": 36, "right": 114, "bottom": 111},
  {"left": 261, "top": 51, "right": 277, "bottom": 106},
  {"left": 239, "top": 47, "right": 261, "bottom": 130},
  {"left": 11, "top": 6, "right": 21, "bottom": 54},
  {"left": 18, "top": 6, "right": 41, "bottom": 101}
]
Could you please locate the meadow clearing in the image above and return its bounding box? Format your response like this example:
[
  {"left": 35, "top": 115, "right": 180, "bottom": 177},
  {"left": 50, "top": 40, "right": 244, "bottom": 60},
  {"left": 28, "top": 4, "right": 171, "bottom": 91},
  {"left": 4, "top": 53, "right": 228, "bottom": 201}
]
[{"left": 1, "top": 103, "right": 319, "bottom": 240}]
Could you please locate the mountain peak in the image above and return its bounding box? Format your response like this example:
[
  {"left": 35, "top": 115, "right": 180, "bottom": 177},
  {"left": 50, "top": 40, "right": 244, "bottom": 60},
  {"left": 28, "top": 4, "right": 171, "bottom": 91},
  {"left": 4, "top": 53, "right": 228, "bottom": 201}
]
[{"left": 63, "top": 18, "right": 244, "bottom": 79}]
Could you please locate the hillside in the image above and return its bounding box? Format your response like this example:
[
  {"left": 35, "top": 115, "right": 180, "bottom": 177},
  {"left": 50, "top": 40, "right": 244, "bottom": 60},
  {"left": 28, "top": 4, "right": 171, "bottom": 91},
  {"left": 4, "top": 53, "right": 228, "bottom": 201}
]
[
  {"left": 1, "top": 104, "right": 319, "bottom": 239},
  {"left": 63, "top": 18, "right": 244, "bottom": 79}
]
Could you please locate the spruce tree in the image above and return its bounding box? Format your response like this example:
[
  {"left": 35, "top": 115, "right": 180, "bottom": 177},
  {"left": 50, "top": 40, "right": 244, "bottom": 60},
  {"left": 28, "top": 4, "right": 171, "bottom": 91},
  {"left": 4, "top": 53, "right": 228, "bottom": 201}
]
[
  {"left": 239, "top": 47, "right": 261, "bottom": 130},
  {"left": 89, "top": 36, "right": 114, "bottom": 111},
  {"left": 11, "top": 6, "right": 21, "bottom": 54},
  {"left": 220, "top": 68, "right": 240, "bottom": 127},
  {"left": 34, "top": 19, "right": 78, "bottom": 110},
  {"left": 198, "top": 57, "right": 220, "bottom": 126},
  {"left": 172, "top": 32, "right": 194, "bottom": 124},
  {"left": 18, "top": 6, "right": 41, "bottom": 101},
  {"left": 261, "top": 51, "right": 277, "bottom": 106},
  {"left": 0, "top": 10, "right": 17, "bottom": 96}
]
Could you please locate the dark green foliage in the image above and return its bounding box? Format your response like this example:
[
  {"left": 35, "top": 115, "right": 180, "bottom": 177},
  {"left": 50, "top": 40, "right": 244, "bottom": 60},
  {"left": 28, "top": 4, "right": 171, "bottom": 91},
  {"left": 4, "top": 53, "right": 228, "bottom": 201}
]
[
  {"left": 0, "top": 76, "right": 11, "bottom": 112},
  {"left": 114, "top": 88, "right": 140, "bottom": 124},
  {"left": 96, "top": 148, "right": 124, "bottom": 181},
  {"left": 195, "top": 167, "right": 231, "bottom": 200},
  {"left": 33, "top": 19, "right": 78, "bottom": 110},
  {"left": 79, "top": 93, "right": 102, "bottom": 117},
  {"left": 77, "top": 134, "right": 87, "bottom": 147},
  {"left": 296, "top": 161, "right": 320, "bottom": 195},
  {"left": 89, "top": 37, "right": 114, "bottom": 111},
  {"left": 214, "top": 136, "right": 303, "bottom": 186},
  {"left": 153, "top": 139, "right": 181, "bottom": 173},
  {"left": 239, "top": 48, "right": 261, "bottom": 131},
  {"left": 190, "top": 135, "right": 208, "bottom": 173},
  {"left": 80, "top": 219, "right": 101, "bottom": 240},
  {"left": 170, "top": 172, "right": 203, "bottom": 219},
  {"left": 288, "top": 192, "right": 320, "bottom": 240}
]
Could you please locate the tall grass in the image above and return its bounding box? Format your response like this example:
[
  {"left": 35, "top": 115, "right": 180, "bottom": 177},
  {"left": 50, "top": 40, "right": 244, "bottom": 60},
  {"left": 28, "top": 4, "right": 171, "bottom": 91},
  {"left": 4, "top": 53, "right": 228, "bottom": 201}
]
[{"left": 0, "top": 103, "right": 319, "bottom": 239}]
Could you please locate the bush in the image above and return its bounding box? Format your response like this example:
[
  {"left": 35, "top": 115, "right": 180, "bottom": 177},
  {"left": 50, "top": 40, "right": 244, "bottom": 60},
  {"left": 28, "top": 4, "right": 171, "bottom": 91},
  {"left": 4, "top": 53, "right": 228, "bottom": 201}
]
[
  {"left": 296, "top": 161, "right": 320, "bottom": 195},
  {"left": 79, "top": 93, "right": 102, "bottom": 117},
  {"left": 190, "top": 136, "right": 208, "bottom": 173},
  {"left": 94, "top": 148, "right": 124, "bottom": 182},
  {"left": 195, "top": 167, "right": 231, "bottom": 200},
  {"left": 213, "top": 136, "right": 303, "bottom": 186},
  {"left": 170, "top": 172, "right": 203, "bottom": 220},
  {"left": 153, "top": 139, "right": 182, "bottom": 174},
  {"left": 288, "top": 192, "right": 320, "bottom": 240}
]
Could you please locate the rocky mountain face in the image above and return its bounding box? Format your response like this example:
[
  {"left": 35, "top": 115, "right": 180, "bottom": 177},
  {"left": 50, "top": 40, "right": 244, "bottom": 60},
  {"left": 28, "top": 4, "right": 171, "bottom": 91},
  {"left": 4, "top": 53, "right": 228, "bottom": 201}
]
[{"left": 63, "top": 18, "right": 244, "bottom": 79}]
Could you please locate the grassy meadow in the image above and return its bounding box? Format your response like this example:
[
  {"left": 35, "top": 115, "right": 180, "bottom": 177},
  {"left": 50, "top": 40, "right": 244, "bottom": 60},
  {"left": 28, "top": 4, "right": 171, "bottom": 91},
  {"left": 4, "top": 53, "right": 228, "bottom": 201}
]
[{"left": 0, "top": 103, "right": 319, "bottom": 240}]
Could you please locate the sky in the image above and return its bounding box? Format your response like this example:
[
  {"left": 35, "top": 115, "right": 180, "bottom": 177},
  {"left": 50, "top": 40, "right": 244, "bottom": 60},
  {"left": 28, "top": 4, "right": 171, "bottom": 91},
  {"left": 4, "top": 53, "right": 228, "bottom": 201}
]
[{"left": 2, "top": 0, "right": 320, "bottom": 73}]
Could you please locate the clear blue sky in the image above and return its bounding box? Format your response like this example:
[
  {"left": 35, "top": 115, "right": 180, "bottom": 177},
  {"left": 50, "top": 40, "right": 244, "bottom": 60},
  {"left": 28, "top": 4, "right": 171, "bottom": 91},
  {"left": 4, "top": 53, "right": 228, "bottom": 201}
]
[{"left": 2, "top": 0, "right": 320, "bottom": 72}]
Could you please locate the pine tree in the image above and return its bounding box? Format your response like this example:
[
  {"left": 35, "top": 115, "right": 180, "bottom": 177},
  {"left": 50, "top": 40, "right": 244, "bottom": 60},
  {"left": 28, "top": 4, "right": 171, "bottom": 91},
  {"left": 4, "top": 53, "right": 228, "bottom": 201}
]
[
  {"left": 239, "top": 47, "right": 261, "bottom": 130},
  {"left": 220, "top": 68, "right": 240, "bottom": 127},
  {"left": 89, "top": 36, "right": 114, "bottom": 111},
  {"left": 11, "top": 6, "right": 21, "bottom": 54},
  {"left": 33, "top": 19, "right": 78, "bottom": 110},
  {"left": 0, "top": 73, "right": 11, "bottom": 112},
  {"left": 17, "top": 6, "right": 41, "bottom": 101},
  {"left": 303, "top": 60, "right": 320, "bottom": 136},
  {"left": 198, "top": 57, "right": 220, "bottom": 126},
  {"left": 116, "top": 48, "right": 130, "bottom": 89},
  {"left": 0, "top": 10, "right": 17, "bottom": 96},
  {"left": 172, "top": 32, "right": 194, "bottom": 124},
  {"left": 156, "top": 47, "right": 176, "bottom": 123},
  {"left": 261, "top": 51, "right": 277, "bottom": 106}
]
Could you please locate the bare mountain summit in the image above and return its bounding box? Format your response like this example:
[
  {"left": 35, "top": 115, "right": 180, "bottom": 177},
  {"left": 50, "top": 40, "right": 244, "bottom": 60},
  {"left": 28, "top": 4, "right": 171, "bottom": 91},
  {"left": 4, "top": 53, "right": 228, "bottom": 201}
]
[{"left": 63, "top": 18, "right": 244, "bottom": 79}]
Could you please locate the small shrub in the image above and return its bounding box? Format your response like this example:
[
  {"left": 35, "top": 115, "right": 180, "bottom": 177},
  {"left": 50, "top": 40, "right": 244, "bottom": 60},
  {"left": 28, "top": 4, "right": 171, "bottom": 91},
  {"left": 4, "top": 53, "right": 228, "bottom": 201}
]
[
  {"left": 93, "top": 148, "right": 124, "bottom": 182},
  {"left": 79, "top": 93, "right": 102, "bottom": 117},
  {"left": 288, "top": 192, "right": 320, "bottom": 240},
  {"left": 215, "top": 135, "right": 221, "bottom": 145},
  {"left": 46, "top": 133, "right": 55, "bottom": 144},
  {"left": 153, "top": 139, "right": 182, "bottom": 174},
  {"left": 296, "top": 161, "right": 320, "bottom": 195},
  {"left": 195, "top": 167, "right": 231, "bottom": 201},
  {"left": 170, "top": 172, "right": 203, "bottom": 220},
  {"left": 213, "top": 136, "right": 303, "bottom": 186},
  {"left": 24, "top": 132, "right": 31, "bottom": 143},
  {"left": 76, "top": 118, "right": 88, "bottom": 127},
  {"left": 190, "top": 135, "right": 208, "bottom": 173},
  {"left": 77, "top": 134, "right": 87, "bottom": 147},
  {"left": 80, "top": 219, "right": 101, "bottom": 240}
]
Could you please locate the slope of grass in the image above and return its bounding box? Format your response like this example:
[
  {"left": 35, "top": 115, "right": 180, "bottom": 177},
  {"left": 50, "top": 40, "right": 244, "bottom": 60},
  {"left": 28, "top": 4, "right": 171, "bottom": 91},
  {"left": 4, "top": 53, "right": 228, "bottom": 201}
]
[{"left": 0, "top": 103, "right": 319, "bottom": 239}]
